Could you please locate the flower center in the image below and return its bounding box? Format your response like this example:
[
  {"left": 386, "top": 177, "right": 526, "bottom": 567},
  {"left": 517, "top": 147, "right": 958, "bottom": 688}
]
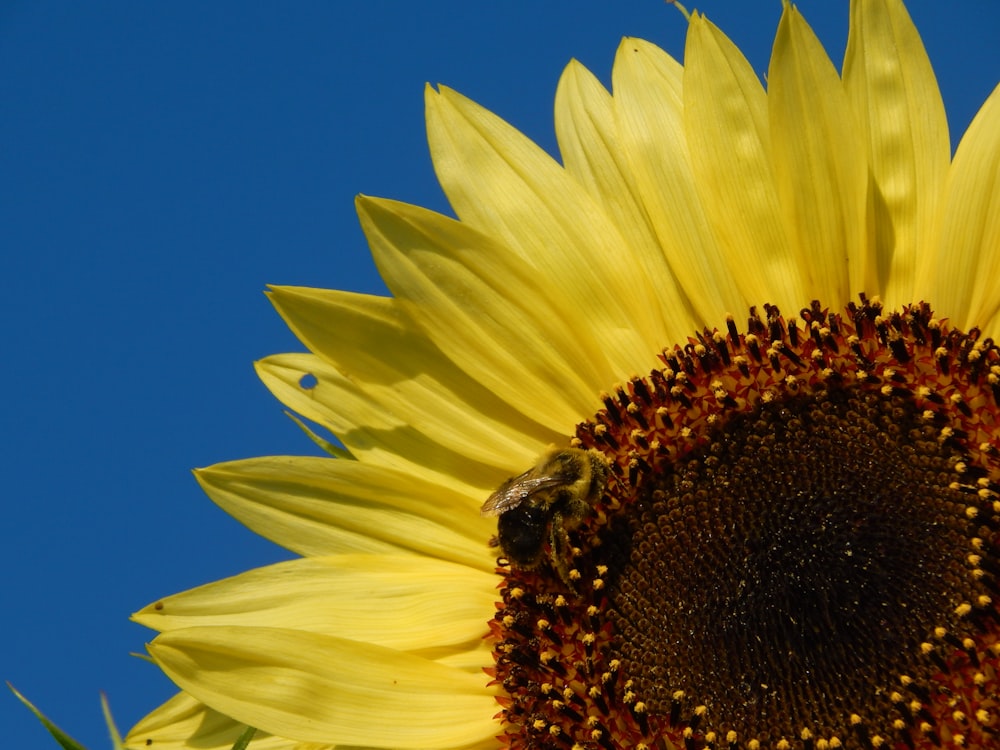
[
  {"left": 488, "top": 299, "right": 1000, "bottom": 750},
  {"left": 610, "top": 388, "right": 981, "bottom": 745}
]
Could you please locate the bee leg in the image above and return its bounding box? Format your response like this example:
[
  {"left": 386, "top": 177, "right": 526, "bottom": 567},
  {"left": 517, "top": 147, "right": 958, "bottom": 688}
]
[{"left": 549, "top": 513, "right": 579, "bottom": 595}]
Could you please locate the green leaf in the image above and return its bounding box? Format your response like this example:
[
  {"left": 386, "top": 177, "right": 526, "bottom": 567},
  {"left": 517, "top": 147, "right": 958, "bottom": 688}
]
[{"left": 8, "top": 682, "right": 88, "bottom": 750}]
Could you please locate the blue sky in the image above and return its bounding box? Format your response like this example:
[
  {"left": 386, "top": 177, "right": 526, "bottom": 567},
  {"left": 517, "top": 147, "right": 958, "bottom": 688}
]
[{"left": 2, "top": 2, "right": 998, "bottom": 748}]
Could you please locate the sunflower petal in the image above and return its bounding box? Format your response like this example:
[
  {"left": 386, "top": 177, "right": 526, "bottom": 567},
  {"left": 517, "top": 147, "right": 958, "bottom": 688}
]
[
  {"left": 426, "top": 84, "right": 664, "bottom": 375},
  {"left": 256, "top": 351, "right": 544, "bottom": 488},
  {"left": 148, "top": 627, "right": 498, "bottom": 749},
  {"left": 125, "top": 692, "right": 309, "bottom": 750},
  {"left": 768, "top": 4, "right": 868, "bottom": 304},
  {"left": 925, "top": 84, "right": 1000, "bottom": 333},
  {"left": 357, "top": 195, "right": 606, "bottom": 431},
  {"left": 194, "top": 455, "right": 494, "bottom": 570},
  {"left": 267, "top": 287, "right": 559, "bottom": 473},
  {"left": 554, "top": 59, "right": 691, "bottom": 342},
  {"left": 843, "top": 0, "right": 949, "bottom": 306},
  {"left": 683, "top": 14, "right": 803, "bottom": 312},
  {"left": 612, "top": 37, "right": 745, "bottom": 327},
  {"left": 133, "top": 555, "right": 496, "bottom": 653}
]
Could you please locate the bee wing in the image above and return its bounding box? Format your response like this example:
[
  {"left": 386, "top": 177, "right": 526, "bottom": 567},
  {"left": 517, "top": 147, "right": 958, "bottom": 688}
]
[{"left": 480, "top": 473, "right": 567, "bottom": 516}]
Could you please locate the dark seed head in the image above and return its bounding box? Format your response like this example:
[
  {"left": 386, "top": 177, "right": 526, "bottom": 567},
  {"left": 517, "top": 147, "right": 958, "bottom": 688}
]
[{"left": 489, "top": 300, "right": 1000, "bottom": 750}]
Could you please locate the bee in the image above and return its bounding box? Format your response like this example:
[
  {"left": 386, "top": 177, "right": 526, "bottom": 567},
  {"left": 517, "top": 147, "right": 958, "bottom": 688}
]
[{"left": 481, "top": 447, "right": 611, "bottom": 590}]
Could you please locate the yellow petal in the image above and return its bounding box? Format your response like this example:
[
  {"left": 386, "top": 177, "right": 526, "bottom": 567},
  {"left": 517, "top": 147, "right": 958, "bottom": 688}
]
[
  {"left": 426, "top": 84, "right": 665, "bottom": 376},
  {"left": 125, "top": 692, "right": 310, "bottom": 750},
  {"left": 925, "top": 84, "right": 1000, "bottom": 333},
  {"left": 554, "top": 59, "right": 691, "bottom": 342},
  {"left": 683, "top": 14, "right": 803, "bottom": 311},
  {"left": 357, "top": 195, "right": 606, "bottom": 431},
  {"left": 255, "top": 354, "right": 516, "bottom": 491},
  {"left": 431, "top": 639, "right": 496, "bottom": 675},
  {"left": 148, "top": 626, "right": 497, "bottom": 749},
  {"left": 133, "top": 554, "right": 496, "bottom": 653},
  {"left": 194, "top": 456, "right": 494, "bottom": 570},
  {"left": 267, "top": 287, "right": 559, "bottom": 472},
  {"left": 843, "top": 0, "right": 949, "bottom": 306},
  {"left": 613, "top": 37, "right": 745, "bottom": 328},
  {"left": 768, "top": 4, "right": 868, "bottom": 304}
]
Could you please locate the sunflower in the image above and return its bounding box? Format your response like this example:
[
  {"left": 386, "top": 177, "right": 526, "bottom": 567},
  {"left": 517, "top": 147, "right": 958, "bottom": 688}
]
[{"left": 126, "top": 1, "right": 1000, "bottom": 749}]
